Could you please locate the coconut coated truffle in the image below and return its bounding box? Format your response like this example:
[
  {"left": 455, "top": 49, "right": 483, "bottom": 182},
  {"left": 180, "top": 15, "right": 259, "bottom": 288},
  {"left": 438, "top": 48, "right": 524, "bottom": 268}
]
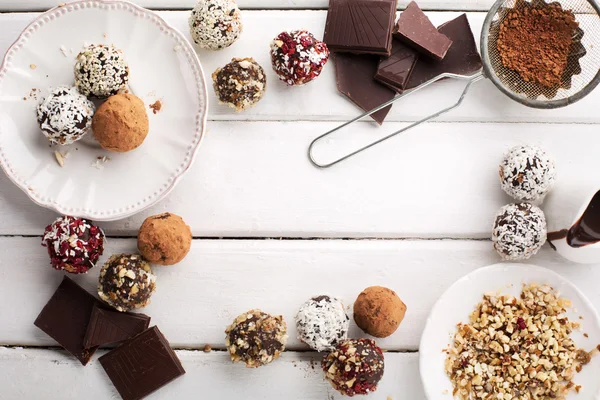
[
  {"left": 499, "top": 145, "right": 556, "bottom": 202},
  {"left": 92, "top": 94, "right": 149, "bottom": 152},
  {"left": 74, "top": 44, "right": 129, "bottom": 98},
  {"left": 37, "top": 86, "right": 95, "bottom": 145},
  {"left": 138, "top": 213, "right": 192, "bottom": 265},
  {"left": 212, "top": 57, "right": 266, "bottom": 112},
  {"left": 353, "top": 286, "right": 406, "bottom": 338},
  {"left": 322, "top": 338, "right": 385, "bottom": 396},
  {"left": 270, "top": 30, "right": 330, "bottom": 86},
  {"left": 295, "top": 295, "right": 349, "bottom": 352},
  {"left": 189, "top": 0, "right": 242, "bottom": 50},
  {"left": 98, "top": 254, "right": 157, "bottom": 312},
  {"left": 492, "top": 203, "right": 547, "bottom": 260},
  {"left": 225, "top": 309, "right": 287, "bottom": 368},
  {"left": 42, "top": 216, "right": 105, "bottom": 274}
]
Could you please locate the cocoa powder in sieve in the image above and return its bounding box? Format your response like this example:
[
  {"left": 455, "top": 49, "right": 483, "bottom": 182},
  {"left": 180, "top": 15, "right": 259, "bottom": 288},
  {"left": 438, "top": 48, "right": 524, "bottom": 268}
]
[{"left": 497, "top": 1, "right": 578, "bottom": 88}]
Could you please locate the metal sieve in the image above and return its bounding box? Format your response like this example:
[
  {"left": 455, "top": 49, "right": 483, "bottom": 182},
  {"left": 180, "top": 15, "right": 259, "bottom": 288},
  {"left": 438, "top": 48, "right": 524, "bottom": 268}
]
[{"left": 308, "top": 0, "right": 600, "bottom": 168}]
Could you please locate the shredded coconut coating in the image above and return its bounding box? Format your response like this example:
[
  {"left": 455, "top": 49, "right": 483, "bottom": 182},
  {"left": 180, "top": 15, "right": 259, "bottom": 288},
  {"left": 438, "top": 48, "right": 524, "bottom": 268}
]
[
  {"left": 74, "top": 44, "right": 129, "bottom": 98},
  {"left": 36, "top": 86, "right": 95, "bottom": 145},
  {"left": 492, "top": 203, "right": 547, "bottom": 260},
  {"left": 212, "top": 57, "right": 266, "bottom": 112},
  {"left": 500, "top": 145, "right": 556, "bottom": 202},
  {"left": 189, "top": 0, "right": 242, "bottom": 51},
  {"left": 295, "top": 295, "right": 349, "bottom": 352},
  {"left": 270, "top": 29, "right": 329, "bottom": 86}
]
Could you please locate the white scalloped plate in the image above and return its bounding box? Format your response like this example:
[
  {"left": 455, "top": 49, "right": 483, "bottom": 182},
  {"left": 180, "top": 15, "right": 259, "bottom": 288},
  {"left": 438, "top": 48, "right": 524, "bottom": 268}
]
[
  {"left": 0, "top": 0, "right": 208, "bottom": 221},
  {"left": 420, "top": 264, "right": 600, "bottom": 400}
]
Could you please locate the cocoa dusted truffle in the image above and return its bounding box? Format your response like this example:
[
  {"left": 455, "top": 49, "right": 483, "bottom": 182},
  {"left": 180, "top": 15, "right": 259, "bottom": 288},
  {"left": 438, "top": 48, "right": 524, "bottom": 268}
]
[
  {"left": 212, "top": 58, "right": 266, "bottom": 112},
  {"left": 37, "top": 86, "right": 95, "bottom": 145},
  {"left": 92, "top": 94, "right": 149, "bottom": 152},
  {"left": 137, "top": 212, "right": 192, "bottom": 265},
  {"left": 295, "top": 295, "right": 349, "bottom": 352},
  {"left": 74, "top": 44, "right": 129, "bottom": 98},
  {"left": 270, "top": 29, "right": 330, "bottom": 86},
  {"left": 492, "top": 203, "right": 547, "bottom": 260},
  {"left": 188, "top": 0, "right": 243, "bottom": 50},
  {"left": 225, "top": 309, "right": 287, "bottom": 368},
  {"left": 322, "top": 338, "right": 385, "bottom": 396},
  {"left": 98, "top": 254, "right": 157, "bottom": 312},
  {"left": 499, "top": 145, "right": 556, "bottom": 203},
  {"left": 354, "top": 286, "right": 407, "bottom": 338},
  {"left": 42, "top": 216, "right": 105, "bottom": 274}
]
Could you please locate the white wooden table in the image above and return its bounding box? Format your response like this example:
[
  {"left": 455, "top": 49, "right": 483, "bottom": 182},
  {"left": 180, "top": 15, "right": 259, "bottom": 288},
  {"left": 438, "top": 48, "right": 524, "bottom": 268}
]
[{"left": 1, "top": 1, "right": 600, "bottom": 399}]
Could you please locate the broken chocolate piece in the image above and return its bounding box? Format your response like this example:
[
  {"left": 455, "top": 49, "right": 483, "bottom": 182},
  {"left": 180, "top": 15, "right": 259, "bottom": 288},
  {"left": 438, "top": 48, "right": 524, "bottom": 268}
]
[
  {"left": 84, "top": 304, "right": 150, "bottom": 348},
  {"left": 335, "top": 53, "right": 396, "bottom": 124},
  {"left": 34, "top": 276, "right": 100, "bottom": 365},
  {"left": 323, "top": 0, "right": 398, "bottom": 56},
  {"left": 375, "top": 39, "right": 419, "bottom": 92},
  {"left": 394, "top": 1, "right": 452, "bottom": 60},
  {"left": 100, "top": 326, "right": 185, "bottom": 400},
  {"left": 405, "top": 14, "right": 482, "bottom": 89}
]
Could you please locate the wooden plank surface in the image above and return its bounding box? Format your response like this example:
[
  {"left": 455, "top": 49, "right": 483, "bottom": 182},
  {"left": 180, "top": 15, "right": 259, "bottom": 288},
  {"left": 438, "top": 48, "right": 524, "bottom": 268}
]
[{"left": 0, "top": 347, "right": 424, "bottom": 400}]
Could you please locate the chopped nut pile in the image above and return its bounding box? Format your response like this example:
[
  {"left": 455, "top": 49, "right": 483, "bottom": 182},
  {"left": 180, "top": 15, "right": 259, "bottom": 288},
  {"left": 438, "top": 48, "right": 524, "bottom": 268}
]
[{"left": 445, "top": 283, "right": 597, "bottom": 400}]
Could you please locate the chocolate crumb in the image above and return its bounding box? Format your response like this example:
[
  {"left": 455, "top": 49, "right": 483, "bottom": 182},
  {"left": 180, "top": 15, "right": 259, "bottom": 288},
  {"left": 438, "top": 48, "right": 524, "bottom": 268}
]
[
  {"left": 149, "top": 100, "right": 162, "bottom": 114},
  {"left": 584, "top": 333, "right": 589, "bottom": 338}
]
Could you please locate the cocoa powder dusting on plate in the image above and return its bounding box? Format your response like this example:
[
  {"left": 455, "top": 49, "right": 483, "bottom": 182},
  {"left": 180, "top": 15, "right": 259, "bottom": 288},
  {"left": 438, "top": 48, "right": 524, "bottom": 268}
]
[{"left": 497, "top": 1, "right": 578, "bottom": 87}]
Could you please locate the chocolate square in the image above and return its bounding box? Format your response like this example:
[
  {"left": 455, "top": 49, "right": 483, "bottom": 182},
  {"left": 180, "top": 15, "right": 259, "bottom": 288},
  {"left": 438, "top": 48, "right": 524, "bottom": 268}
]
[
  {"left": 324, "top": 0, "right": 398, "bottom": 56},
  {"left": 375, "top": 39, "right": 419, "bottom": 92},
  {"left": 84, "top": 304, "right": 150, "bottom": 349},
  {"left": 34, "top": 276, "right": 100, "bottom": 365},
  {"left": 99, "top": 326, "right": 185, "bottom": 400}
]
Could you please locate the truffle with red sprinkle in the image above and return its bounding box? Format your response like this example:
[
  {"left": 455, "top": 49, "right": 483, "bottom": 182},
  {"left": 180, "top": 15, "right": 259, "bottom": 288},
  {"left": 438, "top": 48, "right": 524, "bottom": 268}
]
[
  {"left": 322, "top": 338, "right": 385, "bottom": 396},
  {"left": 270, "top": 29, "right": 329, "bottom": 86},
  {"left": 42, "top": 216, "right": 105, "bottom": 274}
]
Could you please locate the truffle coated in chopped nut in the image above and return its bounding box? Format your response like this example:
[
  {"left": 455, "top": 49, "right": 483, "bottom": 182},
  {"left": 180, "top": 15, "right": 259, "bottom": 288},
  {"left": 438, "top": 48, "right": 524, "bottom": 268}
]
[
  {"left": 499, "top": 145, "right": 556, "bottom": 202},
  {"left": 225, "top": 309, "right": 287, "bottom": 368},
  {"left": 138, "top": 212, "right": 192, "bottom": 265},
  {"left": 212, "top": 57, "right": 266, "bottom": 112},
  {"left": 188, "top": 0, "right": 242, "bottom": 50},
  {"left": 492, "top": 203, "right": 547, "bottom": 260},
  {"left": 295, "top": 295, "right": 349, "bottom": 352},
  {"left": 92, "top": 94, "right": 149, "bottom": 152},
  {"left": 354, "top": 286, "right": 407, "bottom": 338},
  {"left": 74, "top": 44, "right": 129, "bottom": 98}
]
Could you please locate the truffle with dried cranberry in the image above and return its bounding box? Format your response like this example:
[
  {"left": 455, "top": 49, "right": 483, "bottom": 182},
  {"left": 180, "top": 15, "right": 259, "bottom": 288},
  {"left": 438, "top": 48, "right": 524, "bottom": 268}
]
[
  {"left": 188, "top": 0, "right": 242, "bottom": 50},
  {"left": 98, "top": 254, "right": 156, "bottom": 312},
  {"left": 212, "top": 57, "right": 266, "bottom": 112},
  {"left": 295, "top": 295, "right": 349, "bottom": 352},
  {"left": 74, "top": 44, "right": 129, "bottom": 98},
  {"left": 492, "top": 203, "right": 547, "bottom": 260},
  {"left": 42, "top": 216, "right": 105, "bottom": 274},
  {"left": 322, "top": 338, "right": 385, "bottom": 396},
  {"left": 37, "top": 86, "right": 95, "bottom": 145},
  {"left": 270, "top": 29, "right": 330, "bottom": 86},
  {"left": 499, "top": 145, "right": 556, "bottom": 203},
  {"left": 225, "top": 309, "right": 287, "bottom": 368}
]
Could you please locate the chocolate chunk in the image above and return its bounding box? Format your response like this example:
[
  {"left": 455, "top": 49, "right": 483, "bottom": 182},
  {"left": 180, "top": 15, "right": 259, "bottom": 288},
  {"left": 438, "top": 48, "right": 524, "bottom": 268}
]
[
  {"left": 83, "top": 304, "right": 150, "bottom": 348},
  {"left": 405, "top": 14, "right": 482, "bottom": 90},
  {"left": 394, "top": 1, "right": 452, "bottom": 60},
  {"left": 375, "top": 39, "right": 419, "bottom": 92},
  {"left": 334, "top": 53, "right": 396, "bottom": 124},
  {"left": 100, "top": 326, "right": 185, "bottom": 400},
  {"left": 323, "top": 0, "right": 398, "bottom": 56},
  {"left": 34, "top": 276, "right": 101, "bottom": 365}
]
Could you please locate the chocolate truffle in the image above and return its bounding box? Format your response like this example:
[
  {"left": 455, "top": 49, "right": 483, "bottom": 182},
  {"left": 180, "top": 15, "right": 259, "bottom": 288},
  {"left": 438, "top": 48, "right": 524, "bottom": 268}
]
[
  {"left": 322, "top": 338, "right": 385, "bottom": 396},
  {"left": 270, "top": 29, "right": 330, "bottom": 86},
  {"left": 42, "top": 216, "right": 105, "bottom": 274},
  {"left": 354, "top": 286, "right": 407, "bottom": 338},
  {"left": 212, "top": 58, "right": 266, "bottom": 112},
  {"left": 499, "top": 145, "right": 557, "bottom": 203},
  {"left": 92, "top": 93, "right": 149, "bottom": 152},
  {"left": 225, "top": 309, "right": 287, "bottom": 368},
  {"left": 295, "top": 295, "right": 349, "bottom": 352},
  {"left": 137, "top": 212, "right": 192, "bottom": 265},
  {"left": 37, "top": 86, "right": 95, "bottom": 145},
  {"left": 492, "top": 203, "right": 547, "bottom": 260},
  {"left": 74, "top": 44, "right": 129, "bottom": 98},
  {"left": 98, "top": 254, "right": 156, "bottom": 312},
  {"left": 188, "top": 0, "right": 242, "bottom": 51}
]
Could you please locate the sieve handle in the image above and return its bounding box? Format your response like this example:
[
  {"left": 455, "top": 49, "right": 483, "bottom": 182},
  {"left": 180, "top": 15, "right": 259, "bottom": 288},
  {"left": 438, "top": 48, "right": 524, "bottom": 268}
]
[{"left": 308, "top": 70, "right": 485, "bottom": 169}]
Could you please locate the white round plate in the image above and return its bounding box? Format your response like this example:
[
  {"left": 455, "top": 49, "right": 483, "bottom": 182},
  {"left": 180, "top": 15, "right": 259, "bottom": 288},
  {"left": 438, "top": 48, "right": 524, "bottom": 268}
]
[
  {"left": 0, "top": 0, "right": 208, "bottom": 221},
  {"left": 420, "top": 263, "right": 600, "bottom": 400}
]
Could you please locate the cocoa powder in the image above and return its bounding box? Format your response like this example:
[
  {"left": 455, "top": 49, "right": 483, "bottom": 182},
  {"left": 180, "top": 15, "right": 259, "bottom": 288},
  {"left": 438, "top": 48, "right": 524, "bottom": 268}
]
[{"left": 497, "top": 1, "right": 578, "bottom": 88}]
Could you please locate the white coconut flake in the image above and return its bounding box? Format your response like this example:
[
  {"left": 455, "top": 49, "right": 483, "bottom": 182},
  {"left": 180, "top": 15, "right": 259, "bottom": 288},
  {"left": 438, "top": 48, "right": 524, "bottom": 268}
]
[{"left": 59, "top": 45, "right": 68, "bottom": 57}]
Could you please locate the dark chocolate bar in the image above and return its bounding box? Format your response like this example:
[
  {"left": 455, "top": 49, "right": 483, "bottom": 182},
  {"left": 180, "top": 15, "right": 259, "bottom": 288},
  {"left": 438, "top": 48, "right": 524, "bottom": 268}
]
[
  {"left": 84, "top": 304, "right": 150, "bottom": 349},
  {"left": 375, "top": 39, "right": 419, "bottom": 92}
]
